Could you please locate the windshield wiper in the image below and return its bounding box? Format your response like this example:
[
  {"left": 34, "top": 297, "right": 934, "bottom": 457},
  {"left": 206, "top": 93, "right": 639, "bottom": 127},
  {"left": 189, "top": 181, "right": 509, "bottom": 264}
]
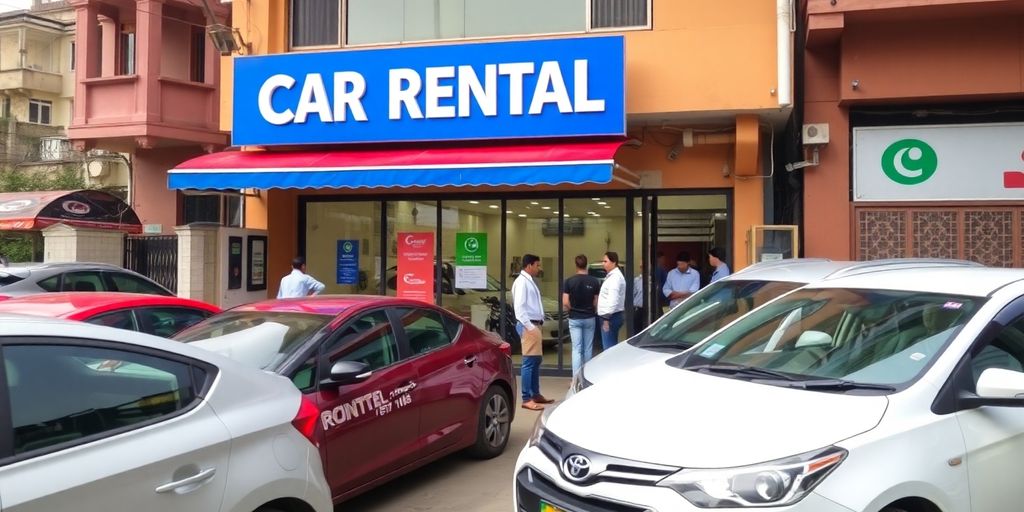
[
  {"left": 790, "top": 379, "right": 896, "bottom": 392},
  {"left": 641, "top": 341, "right": 696, "bottom": 350},
  {"left": 686, "top": 364, "right": 801, "bottom": 381}
]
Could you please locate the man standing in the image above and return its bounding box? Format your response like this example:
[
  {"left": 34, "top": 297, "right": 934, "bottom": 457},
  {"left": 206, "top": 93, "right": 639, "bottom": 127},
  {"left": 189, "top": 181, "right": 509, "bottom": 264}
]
[
  {"left": 708, "top": 247, "right": 731, "bottom": 284},
  {"left": 562, "top": 254, "right": 600, "bottom": 375},
  {"left": 663, "top": 251, "right": 699, "bottom": 308},
  {"left": 512, "top": 254, "right": 552, "bottom": 411},
  {"left": 597, "top": 251, "right": 626, "bottom": 351},
  {"left": 277, "top": 256, "right": 325, "bottom": 299}
]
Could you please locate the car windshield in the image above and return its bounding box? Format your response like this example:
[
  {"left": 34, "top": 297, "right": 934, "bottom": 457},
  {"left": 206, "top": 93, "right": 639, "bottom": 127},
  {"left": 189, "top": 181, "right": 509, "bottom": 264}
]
[
  {"left": 632, "top": 279, "right": 802, "bottom": 349},
  {"left": 673, "top": 288, "right": 982, "bottom": 389},
  {"left": 174, "top": 311, "right": 332, "bottom": 371}
]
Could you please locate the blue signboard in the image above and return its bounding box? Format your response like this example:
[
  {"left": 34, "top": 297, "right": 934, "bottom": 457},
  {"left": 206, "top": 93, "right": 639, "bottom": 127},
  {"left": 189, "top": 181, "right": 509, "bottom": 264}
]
[
  {"left": 232, "top": 36, "right": 625, "bottom": 146},
  {"left": 337, "top": 240, "right": 359, "bottom": 285}
]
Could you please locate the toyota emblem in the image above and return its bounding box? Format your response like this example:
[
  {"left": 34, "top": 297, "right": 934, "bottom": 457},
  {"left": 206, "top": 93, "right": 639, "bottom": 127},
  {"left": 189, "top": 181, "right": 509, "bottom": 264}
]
[{"left": 561, "top": 454, "right": 592, "bottom": 482}]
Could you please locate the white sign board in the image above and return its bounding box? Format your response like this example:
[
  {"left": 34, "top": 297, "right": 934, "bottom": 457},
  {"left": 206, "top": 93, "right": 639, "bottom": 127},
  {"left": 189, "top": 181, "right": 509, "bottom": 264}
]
[{"left": 853, "top": 122, "right": 1024, "bottom": 202}]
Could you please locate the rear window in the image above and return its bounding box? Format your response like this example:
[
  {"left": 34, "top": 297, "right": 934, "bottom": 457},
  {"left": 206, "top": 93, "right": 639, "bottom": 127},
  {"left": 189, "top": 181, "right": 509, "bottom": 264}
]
[
  {"left": 174, "top": 311, "right": 332, "bottom": 371},
  {"left": 0, "top": 272, "right": 24, "bottom": 287}
]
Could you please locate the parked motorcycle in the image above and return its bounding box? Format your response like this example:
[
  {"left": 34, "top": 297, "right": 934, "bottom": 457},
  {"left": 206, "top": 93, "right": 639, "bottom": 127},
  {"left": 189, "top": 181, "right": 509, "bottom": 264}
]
[{"left": 481, "top": 295, "right": 521, "bottom": 354}]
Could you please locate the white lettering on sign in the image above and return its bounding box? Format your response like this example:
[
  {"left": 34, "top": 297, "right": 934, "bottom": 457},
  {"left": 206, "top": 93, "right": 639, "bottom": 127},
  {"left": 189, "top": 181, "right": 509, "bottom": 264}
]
[
  {"left": 319, "top": 385, "right": 416, "bottom": 431},
  {"left": 265, "top": 60, "right": 605, "bottom": 125}
]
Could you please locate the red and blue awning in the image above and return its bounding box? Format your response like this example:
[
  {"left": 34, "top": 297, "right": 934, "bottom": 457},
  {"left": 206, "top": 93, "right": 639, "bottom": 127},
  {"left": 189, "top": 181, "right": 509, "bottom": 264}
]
[{"left": 168, "top": 140, "right": 625, "bottom": 190}]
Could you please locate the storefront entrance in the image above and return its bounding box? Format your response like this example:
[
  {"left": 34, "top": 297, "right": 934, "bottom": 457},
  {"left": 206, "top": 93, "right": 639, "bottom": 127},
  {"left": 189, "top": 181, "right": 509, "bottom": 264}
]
[{"left": 299, "top": 190, "right": 731, "bottom": 374}]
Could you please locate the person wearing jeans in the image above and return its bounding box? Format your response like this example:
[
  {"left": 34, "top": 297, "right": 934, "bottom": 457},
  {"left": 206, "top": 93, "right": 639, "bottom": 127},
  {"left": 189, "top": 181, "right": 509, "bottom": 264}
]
[
  {"left": 563, "top": 254, "right": 601, "bottom": 375},
  {"left": 597, "top": 251, "right": 626, "bottom": 351},
  {"left": 511, "top": 253, "right": 552, "bottom": 411}
]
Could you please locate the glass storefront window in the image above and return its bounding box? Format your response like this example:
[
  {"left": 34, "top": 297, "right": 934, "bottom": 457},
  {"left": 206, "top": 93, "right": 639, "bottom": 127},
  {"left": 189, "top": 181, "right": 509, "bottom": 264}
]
[
  {"left": 305, "top": 201, "right": 382, "bottom": 295},
  {"left": 438, "top": 199, "right": 504, "bottom": 332}
]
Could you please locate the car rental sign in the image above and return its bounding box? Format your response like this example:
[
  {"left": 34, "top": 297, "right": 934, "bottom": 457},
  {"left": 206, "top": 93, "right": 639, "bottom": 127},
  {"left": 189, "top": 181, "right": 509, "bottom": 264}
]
[{"left": 231, "top": 36, "right": 625, "bottom": 146}]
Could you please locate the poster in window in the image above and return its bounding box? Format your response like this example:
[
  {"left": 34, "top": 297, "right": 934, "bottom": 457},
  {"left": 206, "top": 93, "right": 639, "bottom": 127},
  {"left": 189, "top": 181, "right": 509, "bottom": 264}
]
[
  {"left": 247, "top": 235, "right": 267, "bottom": 291},
  {"left": 228, "top": 236, "right": 243, "bottom": 290}
]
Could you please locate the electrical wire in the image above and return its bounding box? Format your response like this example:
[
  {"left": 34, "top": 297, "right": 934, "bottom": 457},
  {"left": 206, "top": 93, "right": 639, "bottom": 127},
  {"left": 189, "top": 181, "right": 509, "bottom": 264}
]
[{"left": 736, "top": 122, "right": 776, "bottom": 181}]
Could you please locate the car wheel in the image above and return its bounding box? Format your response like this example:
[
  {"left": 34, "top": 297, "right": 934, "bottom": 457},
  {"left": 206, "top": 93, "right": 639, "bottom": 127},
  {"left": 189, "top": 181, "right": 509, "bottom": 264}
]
[
  {"left": 881, "top": 508, "right": 909, "bottom": 512},
  {"left": 254, "top": 508, "right": 285, "bottom": 512},
  {"left": 467, "top": 385, "right": 511, "bottom": 459}
]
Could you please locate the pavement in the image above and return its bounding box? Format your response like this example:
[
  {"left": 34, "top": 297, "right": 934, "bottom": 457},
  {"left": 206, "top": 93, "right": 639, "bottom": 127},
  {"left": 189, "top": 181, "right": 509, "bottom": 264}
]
[{"left": 339, "top": 376, "right": 570, "bottom": 512}]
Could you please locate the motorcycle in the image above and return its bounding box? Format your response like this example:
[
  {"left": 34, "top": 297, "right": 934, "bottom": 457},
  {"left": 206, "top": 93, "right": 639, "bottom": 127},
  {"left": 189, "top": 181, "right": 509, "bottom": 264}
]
[{"left": 481, "top": 295, "right": 521, "bottom": 354}]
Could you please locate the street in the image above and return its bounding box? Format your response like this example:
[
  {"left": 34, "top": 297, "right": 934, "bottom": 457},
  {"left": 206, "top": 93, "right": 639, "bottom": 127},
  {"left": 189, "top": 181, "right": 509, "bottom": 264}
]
[{"left": 340, "top": 377, "right": 569, "bottom": 512}]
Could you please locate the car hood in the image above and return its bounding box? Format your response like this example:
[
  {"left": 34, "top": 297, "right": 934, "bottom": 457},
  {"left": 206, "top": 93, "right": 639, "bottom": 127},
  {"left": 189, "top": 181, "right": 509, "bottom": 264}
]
[
  {"left": 548, "top": 360, "right": 888, "bottom": 468},
  {"left": 581, "top": 342, "right": 673, "bottom": 386}
]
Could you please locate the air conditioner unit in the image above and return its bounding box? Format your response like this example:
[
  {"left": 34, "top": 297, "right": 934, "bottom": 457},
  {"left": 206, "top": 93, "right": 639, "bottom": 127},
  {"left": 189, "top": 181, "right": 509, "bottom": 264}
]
[{"left": 802, "top": 123, "right": 830, "bottom": 145}]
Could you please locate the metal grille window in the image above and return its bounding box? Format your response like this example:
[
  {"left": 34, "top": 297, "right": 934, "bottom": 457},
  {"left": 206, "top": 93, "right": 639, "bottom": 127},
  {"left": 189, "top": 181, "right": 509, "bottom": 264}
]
[
  {"left": 28, "top": 99, "right": 52, "bottom": 125},
  {"left": 291, "top": 0, "right": 340, "bottom": 47},
  {"left": 591, "top": 0, "right": 650, "bottom": 29}
]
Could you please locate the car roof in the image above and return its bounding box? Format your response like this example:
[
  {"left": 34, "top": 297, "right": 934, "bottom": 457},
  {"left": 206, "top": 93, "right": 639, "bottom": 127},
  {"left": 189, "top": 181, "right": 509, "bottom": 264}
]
[
  {"left": 805, "top": 266, "right": 1024, "bottom": 297},
  {"left": 726, "top": 258, "right": 982, "bottom": 284},
  {"left": 0, "top": 292, "right": 220, "bottom": 318},
  {"left": 229, "top": 294, "right": 438, "bottom": 317}
]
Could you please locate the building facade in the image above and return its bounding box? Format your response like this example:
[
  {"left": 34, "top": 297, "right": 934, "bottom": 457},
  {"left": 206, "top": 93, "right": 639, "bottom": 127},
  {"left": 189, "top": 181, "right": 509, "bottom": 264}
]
[
  {"left": 801, "top": 0, "right": 1024, "bottom": 267},
  {"left": 66, "top": 0, "right": 231, "bottom": 234},
  {"left": 177, "top": 0, "right": 797, "bottom": 372}
]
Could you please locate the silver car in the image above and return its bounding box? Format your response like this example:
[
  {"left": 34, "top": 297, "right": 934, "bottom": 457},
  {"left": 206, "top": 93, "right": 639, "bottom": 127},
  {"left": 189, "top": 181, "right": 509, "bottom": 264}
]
[
  {"left": 0, "top": 262, "right": 173, "bottom": 298},
  {"left": 569, "top": 258, "right": 983, "bottom": 395},
  {"left": 0, "top": 314, "right": 332, "bottom": 512}
]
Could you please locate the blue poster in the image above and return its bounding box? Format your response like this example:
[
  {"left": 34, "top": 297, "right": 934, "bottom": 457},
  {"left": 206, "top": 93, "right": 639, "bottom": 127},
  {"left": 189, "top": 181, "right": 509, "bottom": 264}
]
[
  {"left": 232, "top": 36, "right": 625, "bottom": 146},
  {"left": 337, "top": 240, "right": 359, "bottom": 285}
]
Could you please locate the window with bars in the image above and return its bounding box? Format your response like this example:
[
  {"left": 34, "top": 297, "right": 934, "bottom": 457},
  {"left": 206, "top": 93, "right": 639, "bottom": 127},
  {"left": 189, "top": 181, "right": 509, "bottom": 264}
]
[
  {"left": 28, "top": 99, "right": 52, "bottom": 125},
  {"left": 591, "top": 0, "right": 650, "bottom": 29},
  {"left": 291, "top": 0, "right": 340, "bottom": 48}
]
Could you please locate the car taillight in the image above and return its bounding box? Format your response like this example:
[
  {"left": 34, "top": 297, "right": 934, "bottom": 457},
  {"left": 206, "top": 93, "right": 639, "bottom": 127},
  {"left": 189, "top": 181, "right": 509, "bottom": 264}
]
[
  {"left": 499, "top": 341, "right": 511, "bottom": 357},
  {"left": 291, "top": 395, "right": 321, "bottom": 446}
]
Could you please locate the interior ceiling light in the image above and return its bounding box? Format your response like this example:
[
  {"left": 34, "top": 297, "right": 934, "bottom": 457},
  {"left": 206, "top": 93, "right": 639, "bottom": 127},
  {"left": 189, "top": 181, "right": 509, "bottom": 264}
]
[
  {"left": 597, "top": 201, "right": 607, "bottom": 205},
  {"left": 506, "top": 210, "right": 513, "bottom": 214},
  {"left": 469, "top": 200, "right": 480, "bottom": 204},
  {"left": 541, "top": 206, "right": 551, "bottom": 210},
  {"left": 518, "top": 214, "right": 527, "bottom": 218},
  {"left": 592, "top": 198, "right": 601, "bottom": 201},
  {"left": 489, "top": 205, "right": 499, "bottom": 209},
  {"left": 530, "top": 201, "right": 539, "bottom": 205},
  {"left": 564, "top": 214, "right": 570, "bottom": 217},
  {"left": 604, "top": 205, "right": 611, "bottom": 209}
]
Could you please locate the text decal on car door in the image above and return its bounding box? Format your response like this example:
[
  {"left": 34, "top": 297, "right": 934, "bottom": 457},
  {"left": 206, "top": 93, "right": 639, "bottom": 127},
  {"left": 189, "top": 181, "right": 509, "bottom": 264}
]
[{"left": 320, "top": 385, "right": 414, "bottom": 430}]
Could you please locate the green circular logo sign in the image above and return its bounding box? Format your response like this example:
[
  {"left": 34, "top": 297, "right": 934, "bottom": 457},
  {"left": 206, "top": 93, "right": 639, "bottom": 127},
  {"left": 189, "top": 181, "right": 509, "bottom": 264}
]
[
  {"left": 881, "top": 139, "right": 938, "bottom": 185},
  {"left": 464, "top": 237, "right": 479, "bottom": 253},
  {"left": 343, "top": 242, "right": 354, "bottom": 253}
]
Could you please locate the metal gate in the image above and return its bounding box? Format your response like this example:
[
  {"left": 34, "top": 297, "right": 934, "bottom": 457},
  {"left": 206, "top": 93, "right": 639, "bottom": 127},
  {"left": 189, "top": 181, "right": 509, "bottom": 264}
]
[{"left": 124, "top": 235, "right": 178, "bottom": 293}]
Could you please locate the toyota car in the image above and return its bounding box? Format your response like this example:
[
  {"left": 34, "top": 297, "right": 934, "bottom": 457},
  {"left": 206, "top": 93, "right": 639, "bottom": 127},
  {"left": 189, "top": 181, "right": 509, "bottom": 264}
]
[
  {"left": 517, "top": 266, "right": 1024, "bottom": 512},
  {"left": 175, "top": 295, "right": 516, "bottom": 503}
]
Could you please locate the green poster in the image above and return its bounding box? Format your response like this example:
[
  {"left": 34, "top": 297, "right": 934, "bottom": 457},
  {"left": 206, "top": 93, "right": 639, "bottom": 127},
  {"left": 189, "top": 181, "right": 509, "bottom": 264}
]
[{"left": 455, "top": 233, "right": 487, "bottom": 289}]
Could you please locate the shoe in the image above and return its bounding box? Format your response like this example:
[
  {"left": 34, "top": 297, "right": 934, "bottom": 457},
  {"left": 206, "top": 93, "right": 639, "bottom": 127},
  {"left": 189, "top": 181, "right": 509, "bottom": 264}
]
[
  {"left": 521, "top": 400, "right": 545, "bottom": 411},
  {"left": 532, "top": 394, "right": 555, "bottom": 404}
]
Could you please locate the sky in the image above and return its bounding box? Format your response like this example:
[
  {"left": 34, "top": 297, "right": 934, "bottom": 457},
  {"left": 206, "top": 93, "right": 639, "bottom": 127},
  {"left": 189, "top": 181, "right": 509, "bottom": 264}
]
[{"left": 0, "top": 0, "right": 30, "bottom": 13}]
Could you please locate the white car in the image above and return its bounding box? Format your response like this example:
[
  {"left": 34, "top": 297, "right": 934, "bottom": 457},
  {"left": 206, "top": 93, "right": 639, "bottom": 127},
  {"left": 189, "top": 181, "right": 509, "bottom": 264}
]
[
  {"left": 0, "top": 314, "right": 332, "bottom": 512},
  {"left": 517, "top": 266, "right": 1024, "bottom": 512},
  {"left": 569, "top": 258, "right": 981, "bottom": 397}
]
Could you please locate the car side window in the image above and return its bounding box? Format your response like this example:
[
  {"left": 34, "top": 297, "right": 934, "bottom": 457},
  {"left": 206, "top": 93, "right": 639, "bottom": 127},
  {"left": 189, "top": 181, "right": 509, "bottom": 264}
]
[
  {"left": 2, "top": 344, "right": 199, "bottom": 457},
  {"left": 37, "top": 275, "right": 59, "bottom": 292},
  {"left": 106, "top": 272, "right": 169, "bottom": 296},
  {"left": 396, "top": 308, "right": 453, "bottom": 356},
  {"left": 135, "top": 307, "right": 212, "bottom": 338},
  {"left": 86, "top": 310, "right": 137, "bottom": 331},
  {"left": 62, "top": 271, "right": 106, "bottom": 292},
  {"left": 325, "top": 310, "right": 400, "bottom": 371},
  {"left": 967, "top": 316, "right": 1024, "bottom": 392}
]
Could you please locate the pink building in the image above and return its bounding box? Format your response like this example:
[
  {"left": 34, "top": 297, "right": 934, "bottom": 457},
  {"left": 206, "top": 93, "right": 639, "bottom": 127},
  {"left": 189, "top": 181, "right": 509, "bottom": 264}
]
[{"left": 67, "top": 0, "right": 230, "bottom": 234}]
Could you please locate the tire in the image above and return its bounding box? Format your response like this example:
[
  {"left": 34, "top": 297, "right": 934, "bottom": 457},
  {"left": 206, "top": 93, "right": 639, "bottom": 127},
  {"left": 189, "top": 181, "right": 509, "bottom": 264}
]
[
  {"left": 467, "top": 385, "right": 512, "bottom": 459},
  {"left": 881, "top": 508, "right": 910, "bottom": 512},
  {"left": 255, "top": 508, "right": 286, "bottom": 512}
]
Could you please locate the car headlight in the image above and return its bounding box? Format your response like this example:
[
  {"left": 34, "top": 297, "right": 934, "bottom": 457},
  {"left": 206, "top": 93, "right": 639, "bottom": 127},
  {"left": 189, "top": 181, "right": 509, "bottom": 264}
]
[
  {"left": 656, "top": 446, "right": 846, "bottom": 508},
  {"left": 568, "top": 368, "right": 593, "bottom": 396},
  {"left": 527, "top": 402, "right": 559, "bottom": 448}
]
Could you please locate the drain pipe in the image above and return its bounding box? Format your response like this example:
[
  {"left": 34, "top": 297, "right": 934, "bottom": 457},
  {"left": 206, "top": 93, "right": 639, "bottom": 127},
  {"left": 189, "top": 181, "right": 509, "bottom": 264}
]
[{"left": 777, "top": 0, "right": 795, "bottom": 108}]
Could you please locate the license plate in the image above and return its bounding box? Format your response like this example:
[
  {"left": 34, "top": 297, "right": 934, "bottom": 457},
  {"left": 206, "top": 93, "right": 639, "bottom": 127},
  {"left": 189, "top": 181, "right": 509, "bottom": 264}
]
[{"left": 540, "top": 500, "right": 570, "bottom": 512}]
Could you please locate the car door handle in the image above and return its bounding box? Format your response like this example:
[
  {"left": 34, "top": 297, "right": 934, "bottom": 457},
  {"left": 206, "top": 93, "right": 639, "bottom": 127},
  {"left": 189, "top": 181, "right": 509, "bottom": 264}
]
[
  {"left": 464, "top": 356, "right": 477, "bottom": 367},
  {"left": 155, "top": 467, "right": 217, "bottom": 494}
]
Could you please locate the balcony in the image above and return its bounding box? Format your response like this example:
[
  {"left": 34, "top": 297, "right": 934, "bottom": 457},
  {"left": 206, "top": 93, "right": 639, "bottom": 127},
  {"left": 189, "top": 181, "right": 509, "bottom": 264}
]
[
  {"left": 67, "top": 0, "right": 229, "bottom": 151},
  {"left": 0, "top": 68, "right": 63, "bottom": 95}
]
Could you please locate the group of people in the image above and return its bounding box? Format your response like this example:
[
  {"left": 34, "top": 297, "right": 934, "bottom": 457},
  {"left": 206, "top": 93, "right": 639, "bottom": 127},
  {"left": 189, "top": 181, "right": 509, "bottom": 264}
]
[{"left": 513, "top": 247, "right": 730, "bottom": 411}]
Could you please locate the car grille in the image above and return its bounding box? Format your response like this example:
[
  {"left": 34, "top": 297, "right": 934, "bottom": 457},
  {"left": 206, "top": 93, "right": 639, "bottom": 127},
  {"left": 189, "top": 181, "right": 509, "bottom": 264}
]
[
  {"left": 538, "top": 431, "right": 679, "bottom": 486},
  {"left": 517, "top": 467, "right": 648, "bottom": 512}
]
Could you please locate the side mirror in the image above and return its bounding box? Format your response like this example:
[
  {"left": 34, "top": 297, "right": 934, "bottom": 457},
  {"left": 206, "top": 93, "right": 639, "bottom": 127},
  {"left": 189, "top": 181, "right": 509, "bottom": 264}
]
[
  {"left": 976, "top": 368, "right": 1024, "bottom": 400},
  {"left": 795, "top": 330, "right": 833, "bottom": 349},
  {"left": 322, "top": 360, "right": 372, "bottom": 387}
]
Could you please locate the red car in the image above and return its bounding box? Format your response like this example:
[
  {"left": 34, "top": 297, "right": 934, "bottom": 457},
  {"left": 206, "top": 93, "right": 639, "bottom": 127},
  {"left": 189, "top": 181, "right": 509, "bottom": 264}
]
[
  {"left": 173, "top": 295, "right": 516, "bottom": 503},
  {"left": 0, "top": 292, "right": 221, "bottom": 337}
]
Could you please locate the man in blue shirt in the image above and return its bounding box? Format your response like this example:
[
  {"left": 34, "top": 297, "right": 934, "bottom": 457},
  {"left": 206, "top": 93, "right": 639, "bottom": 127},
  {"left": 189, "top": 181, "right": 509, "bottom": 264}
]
[
  {"left": 708, "top": 247, "right": 731, "bottom": 285},
  {"left": 277, "top": 256, "right": 326, "bottom": 298},
  {"left": 663, "top": 251, "right": 700, "bottom": 309}
]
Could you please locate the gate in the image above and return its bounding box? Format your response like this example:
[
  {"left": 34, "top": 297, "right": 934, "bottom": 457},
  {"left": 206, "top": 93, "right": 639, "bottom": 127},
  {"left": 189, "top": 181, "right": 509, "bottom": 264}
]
[{"left": 124, "top": 235, "right": 178, "bottom": 293}]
